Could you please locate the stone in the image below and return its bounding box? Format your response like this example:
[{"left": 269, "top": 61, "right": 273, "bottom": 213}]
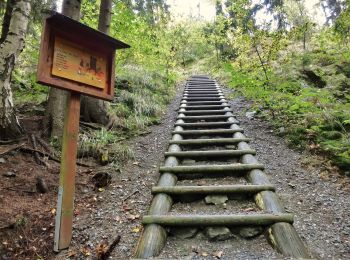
[
  {"left": 182, "top": 159, "right": 196, "bottom": 165},
  {"left": 245, "top": 111, "right": 257, "bottom": 119},
  {"left": 205, "top": 227, "right": 231, "bottom": 241},
  {"left": 0, "top": 158, "right": 5, "bottom": 163},
  {"left": 92, "top": 172, "right": 112, "bottom": 188},
  {"left": 204, "top": 195, "right": 228, "bottom": 205},
  {"left": 3, "top": 171, "right": 16, "bottom": 178},
  {"left": 236, "top": 226, "right": 264, "bottom": 238},
  {"left": 170, "top": 227, "right": 198, "bottom": 239}
]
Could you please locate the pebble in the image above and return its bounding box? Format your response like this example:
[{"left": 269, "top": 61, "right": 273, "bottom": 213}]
[
  {"left": 204, "top": 195, "right": 228, "bottom": 205},
  {"left": 205, "top": 227, "right": 231, "bottom": 241},
  {"left": 170, "top": 227, "right": 198, "bottom": 239},
  {"left": 0, "top": 158, "right": 5, "bottom": 163},
  {"left": 3, "top": 171, "right": 16, "bottom": 178}
]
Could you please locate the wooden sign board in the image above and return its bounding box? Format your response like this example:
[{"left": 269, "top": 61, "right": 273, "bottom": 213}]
[
  {"left": 37, "top": 12, "right": 130, "bottom": 100},
  {"left": 36, "top": 12, "right": 130, "bottom": 252}
]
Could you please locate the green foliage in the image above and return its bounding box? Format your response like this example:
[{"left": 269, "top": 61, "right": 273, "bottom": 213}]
[{"left": 224, "top": 27, "right": 350, "bottom": 172}]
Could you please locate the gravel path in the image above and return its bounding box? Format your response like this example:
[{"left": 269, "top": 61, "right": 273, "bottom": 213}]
[
  {"left": 227, "top": 94, "right": 350, "bottom": 260},
  {"left": 54, "top": 83, "right": 350, "bottom": 260}
]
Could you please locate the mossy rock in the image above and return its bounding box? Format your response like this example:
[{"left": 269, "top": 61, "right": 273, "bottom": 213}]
[
  {"left": 301, "top": 68, "right": 327, "bottom": 88},
  {"left": 336, "top": 61, "right": 350, "bottom": 78}
]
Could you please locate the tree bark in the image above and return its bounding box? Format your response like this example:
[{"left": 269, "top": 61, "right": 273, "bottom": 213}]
[
  {"left": 80, "top": 0, "right": 112, "bottom": 126},
  {"left": 0, "top": 0, "right": 31, "bottom": 140},
  {"left": 44, "top": 0, "right": 81, "bottom": 138}
]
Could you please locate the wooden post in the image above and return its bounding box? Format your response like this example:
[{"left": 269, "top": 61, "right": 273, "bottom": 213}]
[{"left": 54, "top": 92, "right": 81, "bottom": 251}]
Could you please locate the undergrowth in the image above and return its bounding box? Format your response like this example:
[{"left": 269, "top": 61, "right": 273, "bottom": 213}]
[{"left": 222, "top": 34, "right": 350, "bottom": 175}]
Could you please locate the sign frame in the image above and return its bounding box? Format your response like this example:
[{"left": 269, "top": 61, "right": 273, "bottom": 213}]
[
  {"left": 37, "top": 12, "right": 130, "bottom": 101},
  {"left": 36, "top": 12, "right": 129, "bottom": 252}
]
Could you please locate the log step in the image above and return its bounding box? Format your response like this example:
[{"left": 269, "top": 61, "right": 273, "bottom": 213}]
[
  {"left": 180, "top": 110, "right": 233, "bottom": 115},
  {"left": 152, "top": 184, "right": 275, "bottom": 195},
  {"left": 174, "top": 122, "right": 238, "bottom": 127},
  {"left": 169, "top": 138, "right": 250, "bottom": 145},
  {"left": 173, "top": 129, "right": 243, "bottom": 134},
  {"left": 181, "top": 101, "right": 224, "bottom": 105},
  {"left": 159, "top": 163, "right": 265, "bottom": 173},
  {"left": 183, "top": 97, "right": 224, "bottom": 101},
  {"left": 178, "top": 115, "right": 233, "bottom": 121},
  {"left": 184, "top": 94, "right": 222, "bottom": 97},
  {"left": 181, "top": 105, "right": 229, "bottom": 109},
  {"left": 184, "top": 90, "right": 222, "bottom": 94},
  {"left": 165, "top": 149, "right": 256, "bottom": 158},
  {"left": 142, "top": 213, "right": 294, "bottom": 226}
]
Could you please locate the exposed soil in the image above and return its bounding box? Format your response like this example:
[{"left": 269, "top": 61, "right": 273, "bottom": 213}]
[{"left": 1, "top": 82, "right": 350, "bottom": 260}]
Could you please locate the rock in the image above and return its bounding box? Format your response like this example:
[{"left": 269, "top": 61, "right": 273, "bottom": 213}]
[
  {"left": 301, "top": 68, "right": 327, "bottom": 88},
  {"left": 36, "top": 176, "right": 48, "bottom": 193},
  {"left": 92, "top": 172, "right": 112, "bottom": 188},
  {"left": 3, "top": 171, "right": 16, "bottom": 178},
  {"left": 205, "top": 195, "right": 228, "bottom": 205},
  {"left": 170, "top": 227, "right": 198, "bottom": 239},
  {"left": 0, "top": 158, "right": 5, "bottom": 163},
  {"left": 182, "top": 159, "right": 196, "bottom": 165},
  {"left": 245, "top": 111, "right": 256, "bottom": 119},
  {"left": 205, "top": 227, "right": 231, "bottom": 241},
  {"left": 236, "top": 226, "right": 264, "bottom": 238}
]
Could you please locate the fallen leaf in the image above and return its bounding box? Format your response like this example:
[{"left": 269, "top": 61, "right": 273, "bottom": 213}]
[
  {"left": 50, "top": 208, "right": 56, "bottom": 215},
  {"left": 98, "top": 188, "right": 105, "bottom": 192},
  {"left": 213, "top": 250, "right": 223, "bottom": 258},
  {"left": 80, "top": 246, "right": 91, "bottom": 256},
  {"left": 133, "top": 161, "right": 140, "bottom": 165},
  {"left": 95, "top": 242, "right": 108, "bottom": 257},
  {"left": 67, "top": 250, "right": 77, "bottom": 257},
  {"left": 132, "top": 227, "right": 141, "bottom": 233},
  {"left": 201, "top": 252, "right": 208, "bottom": 257}
]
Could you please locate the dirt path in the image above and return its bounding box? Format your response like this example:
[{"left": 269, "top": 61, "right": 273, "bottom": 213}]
[{"left": 55, "top": 85, "right": 349, "bottom": 259}]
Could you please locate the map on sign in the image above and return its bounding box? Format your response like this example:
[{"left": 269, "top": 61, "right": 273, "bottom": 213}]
[{"left": 52, "top": 37, "right": 107, "bottom": 89}]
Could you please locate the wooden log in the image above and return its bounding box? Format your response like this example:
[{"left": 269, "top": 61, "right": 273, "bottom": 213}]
[
  {"left": 182, "top": 97, "right": 224, "bottom": 101},
  {"left": 181, "top": 105, "right": 229, "bottom": 110},
  {"left": 152, "top": 184, "right": 276, "bottom": 195},
  {"left": 181, "top": 101, "right": 224, "bottom": 105},
  {"left": 184, "top": 94, "right": 222, "bottom": 97},
  {"left": 172, "top": 129, "right": 244, "bottom": 135},
  {"left": 175, "top": 122, "right": 235, "bottom": 127},
  {"left": 159, "top": 164, "right": 265, "bottom": 174},
  {"left": 164, "top": 149, "right": 256, "bottom": 158},
  {"left": 134, "top": 121, "right": 184, "bottom": 258},
  {"left": 184, "top": 92, "right": 221, "bottom": 94},
  {"left": 169, "top": 138, "right": 251, "bottom": 145},
  {"left": 231, "top": 128, "right": 311, "bottom": 258},
  {"left": 142, "top": 214, "right": 294, "bottom": 226},
  {"left": 181, "top": 110, "right": 232, "bottom": 115},
  {"left": 177, "top": 115, "right": 232, "bottom": 121}
]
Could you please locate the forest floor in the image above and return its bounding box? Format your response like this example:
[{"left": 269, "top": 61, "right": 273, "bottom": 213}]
[{"left": 1, "top": 82, "right": 350, "bottom": 259}]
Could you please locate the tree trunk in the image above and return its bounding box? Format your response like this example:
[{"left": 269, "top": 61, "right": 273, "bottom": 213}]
[
  {"left": 44, "top": 0, "right": 81, "bottom": 138},
  {"left": 80, "top": 0, "right": 112, "bottom": 126},
  {"left": 0, "top": 0, "right": 31, "bottom": 140}
]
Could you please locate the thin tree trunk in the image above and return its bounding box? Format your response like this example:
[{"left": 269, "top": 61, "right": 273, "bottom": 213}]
[
  {"left": 80, "top": 0, "right": 112, "bottom": 126},
  {"left": 0, "top": 0, "right": 31, "bottom": 140},
  {"left": 252, "top": 38, "right": 269, "bottom": 84},
  {"left": 44, "top": 0, "right": 81, "bottom": 138}
]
